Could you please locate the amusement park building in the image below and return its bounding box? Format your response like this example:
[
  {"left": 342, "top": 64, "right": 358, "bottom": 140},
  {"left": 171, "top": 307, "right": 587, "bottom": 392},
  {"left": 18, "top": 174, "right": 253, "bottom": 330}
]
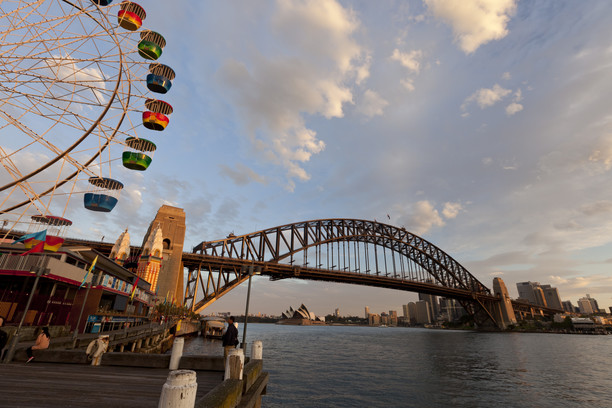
[{"left": 0, "top": 244, "right": 155, "bottom": 333}]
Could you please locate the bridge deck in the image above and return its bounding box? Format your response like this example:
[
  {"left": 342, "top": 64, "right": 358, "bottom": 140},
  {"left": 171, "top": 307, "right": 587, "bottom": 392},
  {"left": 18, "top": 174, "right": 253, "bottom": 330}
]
[{"left": 0, "top": 362, "right": 221, "bottom": 408}]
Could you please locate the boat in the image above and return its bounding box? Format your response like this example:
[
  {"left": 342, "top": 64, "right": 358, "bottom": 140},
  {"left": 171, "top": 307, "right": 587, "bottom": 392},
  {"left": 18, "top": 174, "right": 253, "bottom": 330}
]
[{"left": 201, "top": 317, "right": 226, "bottom": 339}]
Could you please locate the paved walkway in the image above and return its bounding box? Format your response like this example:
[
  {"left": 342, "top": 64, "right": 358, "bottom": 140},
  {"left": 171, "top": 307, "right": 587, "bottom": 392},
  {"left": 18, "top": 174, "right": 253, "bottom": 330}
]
[{"left": 0, "top": 362, "right": 221, "bottom": 407}]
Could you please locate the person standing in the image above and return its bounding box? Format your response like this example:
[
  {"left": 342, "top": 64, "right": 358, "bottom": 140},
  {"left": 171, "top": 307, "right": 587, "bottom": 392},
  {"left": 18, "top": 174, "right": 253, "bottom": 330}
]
[
  {"left": 86, "top": 335, "right": 110, "bottom": 366},
  {"left": 221, "top": 316, "right": 239, "bottom": 362},
  {"left": 26, "top": 326, "right": 50, "bottom": 363}
]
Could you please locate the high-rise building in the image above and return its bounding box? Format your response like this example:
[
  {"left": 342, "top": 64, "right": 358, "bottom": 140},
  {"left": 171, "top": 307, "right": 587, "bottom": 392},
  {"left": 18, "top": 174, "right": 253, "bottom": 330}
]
[
  {"left": 415, "top": 300, "right": 431, "bottom": 324},
  {"left": 517, "top": 281, "right": 539, "bottom": 305},
  {"left": 578, "top": 294, "right": 600, "bottom": 314},
  {"left": 408, "top": 302, "right": 417, "bottom": 324},
  {"left": 364, "top": 306, "right": 370, "bottom": 319},
  {"left": 418, "top": 292, "right": 438, "bottom": 320},
  {"left": 562, "top": 300, "right": 575, "bottom": 313},
  {"left": 388, "top": 310, "right": 398, "bottom": 326},
  {"left": 334, "top": 308, "right": 340, "bottom": 317},
  {"left": 577, "top": 297, "right": 594, "bottom": 314},
  {"left": 402, "top": 304, "right": 409, "bottom": 319},
  {"left": 516, "top": 281, "right": 562, "bottom": 308},
  {"left": 540, "top": 284, "right": 563, "bottom": 310}
]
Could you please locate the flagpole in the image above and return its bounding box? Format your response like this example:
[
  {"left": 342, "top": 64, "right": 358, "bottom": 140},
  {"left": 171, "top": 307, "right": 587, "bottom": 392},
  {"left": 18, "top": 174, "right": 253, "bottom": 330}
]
[{"left": 72, "top": 271, "right": 97, "bottom": 345}]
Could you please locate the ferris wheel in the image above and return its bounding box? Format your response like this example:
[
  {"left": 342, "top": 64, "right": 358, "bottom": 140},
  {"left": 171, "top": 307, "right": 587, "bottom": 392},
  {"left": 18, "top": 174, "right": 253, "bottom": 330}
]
[{"left": 0, "top": 0, "right": 175, "bottom": 235}]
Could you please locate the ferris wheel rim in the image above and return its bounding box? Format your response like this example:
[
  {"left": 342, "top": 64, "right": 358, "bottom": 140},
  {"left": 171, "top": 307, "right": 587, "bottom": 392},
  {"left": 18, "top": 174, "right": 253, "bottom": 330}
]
[{"left": 0, "top": 0, "right": 126, "bottom": 196}]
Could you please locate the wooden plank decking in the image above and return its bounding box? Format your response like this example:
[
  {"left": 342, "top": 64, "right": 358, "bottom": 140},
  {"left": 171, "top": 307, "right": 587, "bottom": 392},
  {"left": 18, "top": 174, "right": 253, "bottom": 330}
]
[{"left": 0, "top": 362, "right": 222, "bottom": 408}]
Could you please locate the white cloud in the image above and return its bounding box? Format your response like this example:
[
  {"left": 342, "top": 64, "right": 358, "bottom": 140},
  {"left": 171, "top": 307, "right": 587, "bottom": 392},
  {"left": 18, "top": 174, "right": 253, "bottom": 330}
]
[
  {"left": 218, "top": 0, "right": 368, "bottom": 191},
  {"left": 396, "top": 200, "right": 445, "bottom": 235},
  {"left": 401, "top": 78, "right": 416, "bottom": 92},
  {"left": 425, "top": 0, "right": 518, "bottom": 54},
  {"left": 462, "top": 83, "right": 511, "bottom": 112},
  {"left": 505, "top": 102, "right": 523, "bottom": 116},
  {"left": 442, "top": 202, "right": 463, "bottom": 219},
  {"left": 588, "top": 135, "right": 612, "bottom": 170},
  {"left": 356, "top": 89, "right": 389, "bottom": 118},
  {"left": 273, "top": 0, "right": 369, "bottom": 80},
  {"left": 391, "top": 49, "right": 423, "bottom": 92},
  {"left": 391, "top": 49, "right": 423, "bottom": 73}
]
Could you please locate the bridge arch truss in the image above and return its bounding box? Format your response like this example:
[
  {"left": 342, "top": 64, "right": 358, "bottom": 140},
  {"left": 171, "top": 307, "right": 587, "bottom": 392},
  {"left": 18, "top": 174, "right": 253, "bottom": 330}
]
[{"left": 184, "top": 219, "right": 497, "bottom": 325}]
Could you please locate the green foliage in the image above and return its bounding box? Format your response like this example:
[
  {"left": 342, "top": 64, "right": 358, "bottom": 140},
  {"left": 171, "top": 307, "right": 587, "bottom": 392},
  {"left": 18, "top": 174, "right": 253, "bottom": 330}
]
[
  {"left": 155, "top": 302, "right": 199, "bottom": 320},
  {"left": 324, "top": 315, "right": 367, "bottom": 325}
]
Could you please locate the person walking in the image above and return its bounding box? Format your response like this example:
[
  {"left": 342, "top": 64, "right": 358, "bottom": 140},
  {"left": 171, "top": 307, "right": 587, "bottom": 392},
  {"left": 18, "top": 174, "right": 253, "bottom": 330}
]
[
  {"left": 26, "top": 326, "right": 50, "bottom": 363},
  {"left": 221, "top": 316, "right": 239, "bottom": 363}
]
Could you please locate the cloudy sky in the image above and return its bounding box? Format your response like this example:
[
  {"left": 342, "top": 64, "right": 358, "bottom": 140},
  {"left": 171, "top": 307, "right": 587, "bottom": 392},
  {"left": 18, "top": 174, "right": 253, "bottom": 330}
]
[{"left": 8, "top": 0, "right": 612, "bottom": 316}]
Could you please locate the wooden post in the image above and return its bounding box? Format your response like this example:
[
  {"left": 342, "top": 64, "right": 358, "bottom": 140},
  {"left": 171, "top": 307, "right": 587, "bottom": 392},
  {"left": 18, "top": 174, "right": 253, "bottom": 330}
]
[
  {"left": 225, "top": 348, "right": 244, "bottom": 380},
  {"left": 158, "top": 370, "right": 198, "bottom": 408},
  {"left": 169, "top": 337, "right": 184, "bottom": 370},
  {"left": 252, "top": 340, "right": 263, "bottom": 360}
]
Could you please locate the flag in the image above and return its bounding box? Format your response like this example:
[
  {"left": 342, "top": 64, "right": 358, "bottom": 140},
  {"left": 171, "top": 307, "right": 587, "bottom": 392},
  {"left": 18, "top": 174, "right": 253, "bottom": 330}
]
[
  {"left": 79, "top": 255, "right": 98, "bottom": 289},
  {"left": 20, "top": 240, "right": 45, "bottom": 256},
  {"left": 44, "top": 236, "right": 64, "bottom": 252},
  {"left": 130, "top": 277, "right": 140, "bottom": 301},
  {"left": 14, "top": 230, "right": 47, "bottom": 250},
  {"left": 12, "top": 230, "right": 46, "bottom": 245}
]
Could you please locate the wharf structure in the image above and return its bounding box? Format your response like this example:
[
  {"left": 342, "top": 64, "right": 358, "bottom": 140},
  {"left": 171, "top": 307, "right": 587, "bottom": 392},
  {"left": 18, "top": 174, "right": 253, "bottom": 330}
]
[{"left": 0, "top": 244, "right": 155, "bottom": 333}]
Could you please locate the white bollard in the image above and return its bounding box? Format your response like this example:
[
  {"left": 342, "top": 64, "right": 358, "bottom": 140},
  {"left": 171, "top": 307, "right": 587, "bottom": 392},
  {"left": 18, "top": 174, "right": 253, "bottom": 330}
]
[
  {"left": 224, "top": 348, "right": 244, "bottom": 380},
  {"left": 158, "top": 370, "right": 198, "bottom": 408},
  {"left": 252, "top": 340, "right": 263, "bottom": 360},
  {"left": 169, "top": 337, "right": 184, "bottom": 370}
]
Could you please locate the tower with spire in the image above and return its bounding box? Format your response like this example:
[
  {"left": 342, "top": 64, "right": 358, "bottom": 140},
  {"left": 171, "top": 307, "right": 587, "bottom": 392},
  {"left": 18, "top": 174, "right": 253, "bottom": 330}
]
[
  {"left": 137, "top": 223, "right": 163, "bottom": 292},
  {"left": 109, "top": 228, "right": 130, "bottom": 265}
]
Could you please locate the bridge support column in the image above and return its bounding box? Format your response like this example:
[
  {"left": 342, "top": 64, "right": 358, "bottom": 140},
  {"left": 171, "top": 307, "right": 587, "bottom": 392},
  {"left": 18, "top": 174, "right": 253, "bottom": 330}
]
[{"left": 492, "top": 277, "right": 517, "bottom": 329}]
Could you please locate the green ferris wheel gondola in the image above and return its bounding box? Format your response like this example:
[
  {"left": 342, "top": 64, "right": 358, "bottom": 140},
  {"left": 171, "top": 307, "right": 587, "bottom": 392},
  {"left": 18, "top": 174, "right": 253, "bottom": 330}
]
[
  {"left": 138, "top": 30, "right": 166, "bottom": 60},
  {"left": 122, "top": 137, "right": 156, "bottom": 170}
]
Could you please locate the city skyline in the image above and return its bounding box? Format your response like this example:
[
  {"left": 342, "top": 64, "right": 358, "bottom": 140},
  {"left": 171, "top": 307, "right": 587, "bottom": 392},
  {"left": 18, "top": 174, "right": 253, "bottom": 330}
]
[{"left": 10, "top": 1, "right": 612, "bottom": 316}]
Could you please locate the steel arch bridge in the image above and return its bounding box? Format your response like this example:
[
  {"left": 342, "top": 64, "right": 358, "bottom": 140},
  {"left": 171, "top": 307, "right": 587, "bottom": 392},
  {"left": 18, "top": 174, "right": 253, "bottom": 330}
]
[{"left": 183, "top": 219, "right": 502, "bottom": 327}]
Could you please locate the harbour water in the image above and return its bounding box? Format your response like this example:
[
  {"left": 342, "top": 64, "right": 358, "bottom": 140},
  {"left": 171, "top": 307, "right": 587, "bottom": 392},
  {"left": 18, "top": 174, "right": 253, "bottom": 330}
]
[{"left": 183, "top": 324, "right": 611, "bottom": 407}]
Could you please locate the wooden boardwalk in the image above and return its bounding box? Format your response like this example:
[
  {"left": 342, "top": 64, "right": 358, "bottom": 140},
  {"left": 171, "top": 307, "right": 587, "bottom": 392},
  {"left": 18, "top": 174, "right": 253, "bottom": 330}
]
[{"left": 0, "top": 362, "right": 222, "bottom": 407}]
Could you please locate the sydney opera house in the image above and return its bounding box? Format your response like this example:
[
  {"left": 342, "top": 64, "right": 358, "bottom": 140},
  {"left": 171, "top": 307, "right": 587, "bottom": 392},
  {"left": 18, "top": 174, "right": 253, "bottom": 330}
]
[{"left": 279, "top": 304, "right": 326, "bottom": 325}]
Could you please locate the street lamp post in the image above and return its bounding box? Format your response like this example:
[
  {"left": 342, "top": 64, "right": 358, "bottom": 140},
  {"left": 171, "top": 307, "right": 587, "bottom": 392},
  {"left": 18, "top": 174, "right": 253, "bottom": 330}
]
[
  {"left": 241, "top": 265, "right": 260, "bottom": 351},
  {"left": 241, "top": 267, "right": 253, "bottom": 351}
]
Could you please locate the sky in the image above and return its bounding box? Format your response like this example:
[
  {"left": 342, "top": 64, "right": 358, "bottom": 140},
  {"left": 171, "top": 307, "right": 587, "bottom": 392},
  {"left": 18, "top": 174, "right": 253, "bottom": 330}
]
[{"left": 5, "top": 0, "right": 612, "bottom": 316}]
